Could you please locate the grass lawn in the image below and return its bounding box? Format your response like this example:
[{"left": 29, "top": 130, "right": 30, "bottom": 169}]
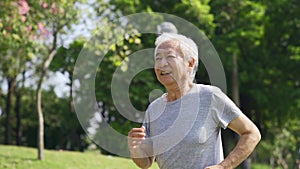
[
  {"left": 0, "top": 145, "right": 273, "bottom": 169},
  {"left": 0, "top": 145, "right": 159, "bottom": 169}
]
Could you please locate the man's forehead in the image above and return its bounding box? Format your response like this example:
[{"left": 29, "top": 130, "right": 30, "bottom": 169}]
[
  {"left": 156, "top": 40, "right": 181, "bottom": 56},
  {"left": 156, "top": 48, "right": 176, "bottom": 55},
  {"left": 157, "top": 40, "right": 180, "bottom": 49}
]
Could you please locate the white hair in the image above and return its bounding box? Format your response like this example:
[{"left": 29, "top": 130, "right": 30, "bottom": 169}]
[{"left": 154, "top": 33, "right": 199, "bottom": 81}]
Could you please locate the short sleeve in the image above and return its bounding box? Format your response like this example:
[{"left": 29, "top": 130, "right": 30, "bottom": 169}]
[{"left": 211, "top": 87, "right": 242, "bottom": 129}]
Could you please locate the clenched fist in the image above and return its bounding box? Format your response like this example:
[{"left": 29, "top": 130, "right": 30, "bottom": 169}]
[{"left": 128, "top": 126, "right": 146, "bottom": 157}]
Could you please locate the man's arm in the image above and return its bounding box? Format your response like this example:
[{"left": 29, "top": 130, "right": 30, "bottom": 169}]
[
  {"left": 206, "top": 113, "right": 261, "bottom": 169},
  {"left": 131, "top": 145, "right": 155, "bottom": 169},
  {"left": 128, "top": 127, "right": 155, "bottom": 169}
]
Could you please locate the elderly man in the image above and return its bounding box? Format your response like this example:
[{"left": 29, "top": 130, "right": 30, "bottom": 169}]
[{"left": 128, "top": 33, "right": 261, "bottom": 169}]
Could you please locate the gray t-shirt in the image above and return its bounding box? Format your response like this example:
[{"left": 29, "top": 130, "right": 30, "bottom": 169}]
[{"left": 142, "top": 84, "right": 242, "bottom": 169}]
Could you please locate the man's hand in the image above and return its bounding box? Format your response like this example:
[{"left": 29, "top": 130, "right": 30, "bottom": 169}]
[
  {"left": 128, "top": 127, "right": 154, "bottom": 168},
  {"left": 204, "top": 164, "right": 224, "bottom": 169},
  {"left": 128, "top": 126, "right": 146, "bottom": 157}
]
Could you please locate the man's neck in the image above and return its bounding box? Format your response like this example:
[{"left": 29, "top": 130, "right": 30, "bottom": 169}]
[{"left": 165, "top": 82, "right": 194, "bottom": 101}]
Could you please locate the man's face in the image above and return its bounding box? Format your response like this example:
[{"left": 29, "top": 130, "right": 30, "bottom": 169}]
[{"left": 154, "top": 40, "right": 190, "bottom": 87}]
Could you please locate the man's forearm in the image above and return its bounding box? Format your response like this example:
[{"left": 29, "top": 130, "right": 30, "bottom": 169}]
[
  {"left": 132, "top": 157, "right": 152, "bottom": 169},
  {"left": 130, "top": 146, "right": 154, "bottom": 169},
  {"left": 220, "top": 131, "right": 261, "bottom": 169}
]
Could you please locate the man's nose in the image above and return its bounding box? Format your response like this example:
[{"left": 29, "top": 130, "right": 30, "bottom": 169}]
[{"left": 158, "top": 58, "right": 168, "bottom": 67}]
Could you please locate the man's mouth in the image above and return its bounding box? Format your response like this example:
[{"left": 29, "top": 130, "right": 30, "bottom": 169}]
[{"left": 160, "top": 71, "right": 171, "bottom": 76}]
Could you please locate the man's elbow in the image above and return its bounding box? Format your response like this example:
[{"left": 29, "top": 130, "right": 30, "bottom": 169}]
[
  {"left": 243, "top": 125, "right": 261, "bottom": 147},
  {"left": 250, "top": 125, "right": 261, "bottom": 146},
  {"left": 255, "top": 128, "right": 261, "bottom": 145}
]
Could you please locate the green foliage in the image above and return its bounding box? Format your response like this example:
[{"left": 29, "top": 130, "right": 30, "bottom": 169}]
[
  {"left": 109, "top": 0, "right": 215, "bottom": 37},
  {"left": 211, "top": 0, "right": 300, "bottom": 166},
  {"left": 259, "top": 0, "right": 300, "bottom": 123},
  {"left": 252, "top": 163, "right": 280, "bottom": 169},
  {"left": 0, "top": 0, "right": 39, "bottom": 78},
  {"left": 260, "top": 120, "right": 300, "bottom": 168},
  {"left": 51, "top": 39, "right": 85, "bottom": 73},
  {"left": 43, "top": 89, "right": 87, "bottom": 151}
]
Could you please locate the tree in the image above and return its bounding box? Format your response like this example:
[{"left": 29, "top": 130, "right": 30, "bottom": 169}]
[
  {"left": 258, "top": 0, "right": 300, "bottom": 167},
  {"left": 0, "top": 0, "right": 39, "bottom": 145},
  {"left": 0, "top": 0, "right": 83, "bottom": 160},
  {"left": 30, "top": 0, "right": 82, "bottom": 160},
  {"left": 210, "top": 1, "right": 265, "bottom": 168}
]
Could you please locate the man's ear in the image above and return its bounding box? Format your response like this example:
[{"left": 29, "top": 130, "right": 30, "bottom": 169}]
[{"left": 188, "top": 58, "right": 195, "bottom": 68}]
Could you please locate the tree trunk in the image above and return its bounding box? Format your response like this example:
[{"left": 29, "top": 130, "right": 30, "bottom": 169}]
[
  {"left": 36, "top": 81, "right": 44, "bottom": 160},
  {"left": 232, "top": 54, "right": 251, "bottom": 169},
  {"left": 232, "top": 54, "right": 240, "bottom": 107},
  {"left": 69, "top": 71, "right": 74, "bottom": 113},
  {"left": 15, "top": 91, "right": 22, "bottom": 145},
  {"left": 16, "top": 71, "right": 25, "bottom": 146},
  {"left": 5, "top": 77, "right": 15, "bottom": 145},
  {"left": 36, "top": 49, "right": 57, "bottom": 160}
]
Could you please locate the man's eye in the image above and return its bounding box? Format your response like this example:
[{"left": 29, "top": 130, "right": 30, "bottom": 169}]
[
  {"left": 167, "top": 55, "right": 176, "bottom": 58},
  {"left": 155, "top": 57, "right": 162, "bottom": 60}
]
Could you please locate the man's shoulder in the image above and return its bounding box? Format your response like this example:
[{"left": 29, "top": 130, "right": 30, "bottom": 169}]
[{"left": 195, "top": 84, "right": 222, "bottom": 95}]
